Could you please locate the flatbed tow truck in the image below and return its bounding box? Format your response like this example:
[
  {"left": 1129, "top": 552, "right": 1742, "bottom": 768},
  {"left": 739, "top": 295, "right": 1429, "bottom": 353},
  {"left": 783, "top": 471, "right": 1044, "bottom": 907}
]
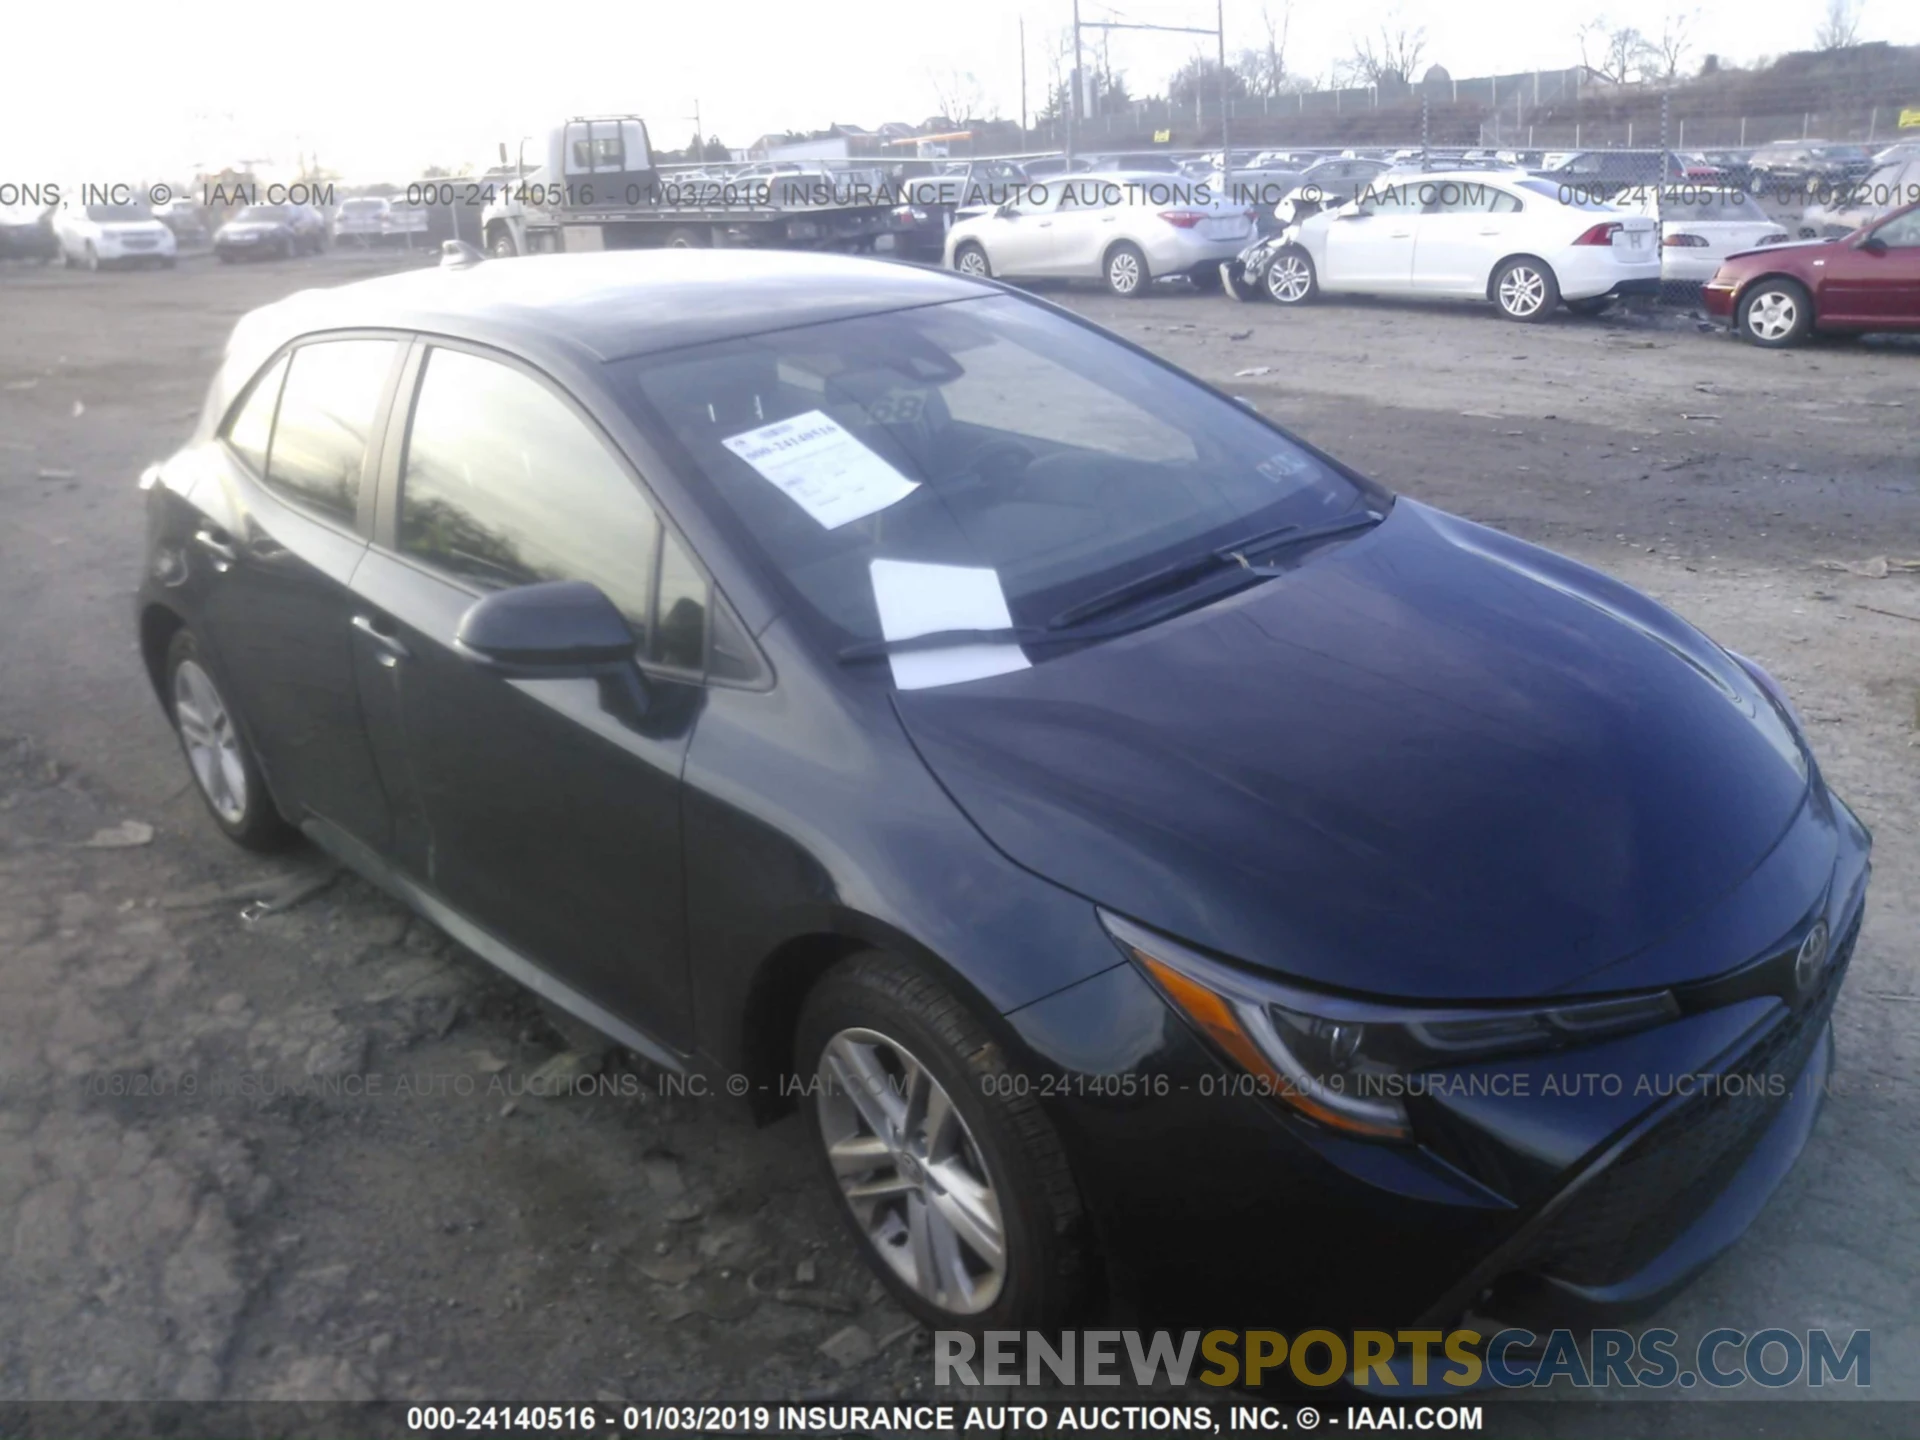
[{"left": 479, "top": 115, "right": 903, "bottom": 256}]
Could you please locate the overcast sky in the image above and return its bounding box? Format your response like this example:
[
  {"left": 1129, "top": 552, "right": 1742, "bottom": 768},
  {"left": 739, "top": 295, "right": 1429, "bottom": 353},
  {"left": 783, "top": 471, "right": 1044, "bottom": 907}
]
[{"left": 3, "top": 0, "right": 1911, "bottom": 182}]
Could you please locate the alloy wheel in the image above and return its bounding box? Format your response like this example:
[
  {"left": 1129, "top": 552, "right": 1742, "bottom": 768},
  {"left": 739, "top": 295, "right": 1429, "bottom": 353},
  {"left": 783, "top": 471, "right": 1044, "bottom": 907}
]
[
  {"left": 1107, "top": 249, "right": 1142, "bottom": 294},
  {"left": 172, "top": 659, "right": 248, "bottom": 825},
  {"left": 1746, "top": 290, "right": 1798, "bottom": 342},
  {"left": 1498, "top": 265, "right": 1547, "bottom": 317},
  {"left": 955, "top": 247, "right": 990, "bottom": 277},
  {"left": 815, "top": 1026, "right": 1007, "bottom": 1315},
  {"left": 1267, "top": 253, "right": 1313, "bottom": 303}
]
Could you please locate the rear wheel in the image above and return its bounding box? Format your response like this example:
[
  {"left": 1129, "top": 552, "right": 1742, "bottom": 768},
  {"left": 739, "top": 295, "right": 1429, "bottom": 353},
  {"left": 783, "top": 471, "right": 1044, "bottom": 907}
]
[
  {"left": 664, "top": 226, "right": 710, "bottom": 249},
  {"left": 1738, "top": 278, "right": 1812, "bottom": 347},
  {"left": 796, "top": 952, "right": 1087, "bottom": 1332},
  {"left": 164, "top": 630, "right": 294, "bottom": 851},
  {"left": 1264, "top": 247, "right": 1318, "bottom": 304},
  {"left": 1493, "top": 257, "right": 1559, "bottom": 321},
  {"left": 1104, "top": 241, "right": 1148, "bottom": 297},
  {"left": 953, "top": 241, "right": 991, "bottom": 278}
]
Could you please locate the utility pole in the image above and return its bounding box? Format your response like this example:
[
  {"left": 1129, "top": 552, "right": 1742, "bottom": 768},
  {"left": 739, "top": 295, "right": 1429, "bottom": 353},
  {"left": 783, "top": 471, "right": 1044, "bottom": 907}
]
[
  {"left": 1067, "top": 0, "right": 1082, "bottom": 166},
  {"left": 1071, "top": 9, "right": 1228, "bottom": 188},
  {"left": 1020, "top": 18, "right": 1029, "bottom": 141},
  {"left": 1217, "top": 0, "right": 1231, "bottom": 202},
  {"left": 687, "top": 99, "right": 703, "bottom": 160}
]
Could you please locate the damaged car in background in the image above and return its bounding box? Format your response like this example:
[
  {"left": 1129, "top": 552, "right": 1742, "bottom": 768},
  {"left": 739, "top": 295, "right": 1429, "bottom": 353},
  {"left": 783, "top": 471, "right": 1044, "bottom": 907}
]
[{"left": 1224, "top": 173, "right": 1659, "bottom": 320}]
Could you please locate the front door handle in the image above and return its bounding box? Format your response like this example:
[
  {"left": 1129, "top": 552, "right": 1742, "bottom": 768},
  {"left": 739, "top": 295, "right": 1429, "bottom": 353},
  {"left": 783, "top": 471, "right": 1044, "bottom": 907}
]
[
  {"left": 193, "top": 528, "right": 238, "bottom": 570},
  {"left": 351, "top": 613, "right": 411, "bottom": 666}
]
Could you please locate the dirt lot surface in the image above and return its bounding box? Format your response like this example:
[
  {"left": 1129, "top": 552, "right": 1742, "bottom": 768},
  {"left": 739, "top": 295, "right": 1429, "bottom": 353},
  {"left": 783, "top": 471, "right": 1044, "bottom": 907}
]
[{"left": 0, "top": 250, "right": 1915, "bottom": 1414}]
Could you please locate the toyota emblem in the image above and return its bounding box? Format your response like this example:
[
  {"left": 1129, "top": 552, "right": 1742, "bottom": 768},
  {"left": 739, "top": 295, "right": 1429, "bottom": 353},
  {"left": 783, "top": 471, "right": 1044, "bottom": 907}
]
[{"left": 1794, "top": 919, "right": 1831, "bottom": 995}]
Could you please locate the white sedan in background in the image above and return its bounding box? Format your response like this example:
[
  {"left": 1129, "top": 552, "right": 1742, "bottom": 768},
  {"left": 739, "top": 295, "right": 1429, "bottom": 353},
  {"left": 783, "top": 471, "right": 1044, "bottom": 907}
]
[
  {"left": 52, "top": 200, "right": 178, "bottom": 270},
  {"left": 1608, "top": 186, "right": 1790, "bottom": 281},
  {"left": 945, "top": 172, "right": 1257, "bottom": 296},
  {"left": 1259, "top": 173, "right": 1659, "bottom": 320}
]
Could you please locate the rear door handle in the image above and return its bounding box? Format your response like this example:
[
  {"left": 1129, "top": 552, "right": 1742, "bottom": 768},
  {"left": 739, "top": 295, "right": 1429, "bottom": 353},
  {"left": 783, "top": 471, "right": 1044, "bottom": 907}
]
[
  {"left": 351, "top": 613, "right": 411, "bottom": 666},
  {"left": 193, "top": 528, "right": 238, "bottom": 570}
]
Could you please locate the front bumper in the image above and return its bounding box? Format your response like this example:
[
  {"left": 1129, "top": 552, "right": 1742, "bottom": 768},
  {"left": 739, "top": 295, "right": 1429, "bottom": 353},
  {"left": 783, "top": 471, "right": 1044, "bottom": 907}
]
[
  {"left": 1701, "top": 280, "right": 1739, "bottom": 319},
  {"left": 1006, "top": 790, "right": 1871, "bottom": 1331}
]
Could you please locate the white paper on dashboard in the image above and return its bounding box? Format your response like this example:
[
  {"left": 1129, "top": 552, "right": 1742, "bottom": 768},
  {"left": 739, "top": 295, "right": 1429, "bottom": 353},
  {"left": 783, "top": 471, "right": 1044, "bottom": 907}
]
[
  {"left": 868, "top": 559, "right": 1031, "bottom": 691},
  {"left": 721, "top": 410, "right": 918, "bottom": 529}
]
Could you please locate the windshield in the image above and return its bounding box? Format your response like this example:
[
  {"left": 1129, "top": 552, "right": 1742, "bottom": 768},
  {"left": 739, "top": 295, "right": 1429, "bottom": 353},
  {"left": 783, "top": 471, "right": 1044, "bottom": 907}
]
[
  {"left": 85, "top": 203, "right": 152, "bottom": 222},
  {"left": 1813, "top": 146, "right": 1869, "bottom": 160},
  {"left": 235, "top": 205, "right": 291, "bottom": 222},
  {"left": 342, "top": 198, "right": 386, "bottom": 213},
  {"left": 617, "top": 295, "right": 1366, "bottom": 655}
]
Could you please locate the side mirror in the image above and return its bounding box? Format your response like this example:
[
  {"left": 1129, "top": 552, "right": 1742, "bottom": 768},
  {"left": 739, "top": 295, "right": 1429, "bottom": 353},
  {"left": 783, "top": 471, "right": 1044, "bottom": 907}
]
[
  {"left": 455, "top": 581, "right": 637, "bottom": 673},
  {"left": 1858, "top": 234, "right": 1888, "bottom": 254}
]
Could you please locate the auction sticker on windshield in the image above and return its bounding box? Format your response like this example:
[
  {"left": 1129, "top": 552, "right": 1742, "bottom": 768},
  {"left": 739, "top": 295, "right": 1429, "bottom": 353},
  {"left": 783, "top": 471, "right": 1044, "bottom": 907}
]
[{"left": 722, "top": 410, "right": 918, "bottom": 529}]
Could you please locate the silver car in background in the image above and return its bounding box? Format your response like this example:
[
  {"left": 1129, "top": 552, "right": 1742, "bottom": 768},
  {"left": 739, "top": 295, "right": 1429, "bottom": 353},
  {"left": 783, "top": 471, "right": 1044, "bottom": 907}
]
[{"left": 945, "top": 171, "right": 1256, "bottom": 296}]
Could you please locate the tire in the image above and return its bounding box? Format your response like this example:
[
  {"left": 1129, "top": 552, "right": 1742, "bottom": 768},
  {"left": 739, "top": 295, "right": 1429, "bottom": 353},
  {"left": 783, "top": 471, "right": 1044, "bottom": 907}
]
[
  {"left": 84, "top": 243, "right": 100, "bottom": 272},
  {"left": 1492, "top": 256, "right": 1559, "bottom": 321},
  {"left": 1104, "top": 241, "right": 1149, "bottom": 298},
  {"left": 488, "top": 227, "right": 518, "bottom": 258},
  {"left": 216, "top": 252, "right": 233, "bottom": 264},
  {"left": 1264, "top": 246, "right": 1318, "bottom": 304},
  {"left": 795, "top": 951, "right": 1087, "bottom": 1333},
  {"left": 1565, "top": 295, "right": 1614, "bottom": 316},
  {"left": 664, "top": 226, "right": 710, "bottom": 249},
  {"left": 1738, "top": 278, "right": 1813, "bottom": 348},
  {"left": 163, "top": 629, "right": 295, "bottom": 852},
  {"left": 1188, "top": 264, "right": 1224, "bottom": 292},
  {"left": 952, "top": 241, "right": 991, "bottom": 279}
]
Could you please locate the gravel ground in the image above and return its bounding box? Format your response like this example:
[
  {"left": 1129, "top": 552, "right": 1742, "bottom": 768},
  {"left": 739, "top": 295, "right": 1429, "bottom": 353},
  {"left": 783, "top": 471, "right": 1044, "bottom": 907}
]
[{"left": 0, "top": 249, "right": 1915, "bottom": 1413}]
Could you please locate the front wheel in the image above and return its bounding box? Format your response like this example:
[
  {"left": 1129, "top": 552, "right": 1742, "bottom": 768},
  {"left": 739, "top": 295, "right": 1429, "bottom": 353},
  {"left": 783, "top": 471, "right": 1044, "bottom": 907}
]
[
  {"left": 84, "top": 243, "right": 100, "bottom": 272},
  {"left": 488, "top": 227, "right": 518, "bottom": 258},
  {"left": 165, "top": 629, "right": 294, "bottom": 851},
  {"left": 1493, "top": 257, "right": 1559, "bottom": 322},
  {"left": 1264, "top": 247, "right": 1318, "bottom": 304},
  {"left": 1104, "top": 241, "right": 1149, "bottom": 297},
  {"left": 952, "top": 242, "right": 991, "bottom": 278},
  {"left": 796, "top": 952, "right": 1087, "bottom": 1332},
  {"left": 1738, "top": 278, "right": 1813, "bottom": 347}
]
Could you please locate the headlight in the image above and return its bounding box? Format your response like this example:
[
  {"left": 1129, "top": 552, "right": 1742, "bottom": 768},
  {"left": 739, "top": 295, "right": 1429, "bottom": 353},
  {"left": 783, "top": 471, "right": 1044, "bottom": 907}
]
[{"left": 1102, "top": 910, "right": 1679, "bottom": 1144}]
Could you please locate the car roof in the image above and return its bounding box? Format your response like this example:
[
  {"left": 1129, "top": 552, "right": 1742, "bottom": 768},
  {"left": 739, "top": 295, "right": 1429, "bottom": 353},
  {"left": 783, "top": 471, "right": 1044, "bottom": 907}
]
[{"left": 237, "top": 249, "right": 995, "bottom": 367}]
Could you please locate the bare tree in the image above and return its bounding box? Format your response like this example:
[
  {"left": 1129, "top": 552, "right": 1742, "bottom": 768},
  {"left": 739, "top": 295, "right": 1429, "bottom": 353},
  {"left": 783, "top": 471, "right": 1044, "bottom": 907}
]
[
  {"left": 1578, "top": 17, "right": 1649, "bottom": 84},
  {"left": 1236, "top": 3, "right": 1293, "bottom": 99},
  {"left": 1815, "top": 0, "right": 1864, "bottom": 49},
  {"left": 927, "top": 69, "right": 990, "bottom": 127},
  {"left": 1347, "top": 15, "right": 1427, "bottom": 88},
  {"left": 1644, "top": 11, "right": 1694, "bottom": 81}
]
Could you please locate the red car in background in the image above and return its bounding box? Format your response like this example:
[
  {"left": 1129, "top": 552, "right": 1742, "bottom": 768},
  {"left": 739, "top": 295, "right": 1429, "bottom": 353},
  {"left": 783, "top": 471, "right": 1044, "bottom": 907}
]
[{"left": 1704, "top": 199, "right": 1920, "bottom": 346}]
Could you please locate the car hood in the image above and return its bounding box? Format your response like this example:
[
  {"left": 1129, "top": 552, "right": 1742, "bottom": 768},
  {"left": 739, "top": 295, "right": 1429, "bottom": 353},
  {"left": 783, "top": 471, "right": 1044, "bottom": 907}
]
[
  {"left": 219, "top": 221, "right": 289, "bottom": 237},
  {"left": 98, "top": 222, "right": 171, "bottom": 239},
  {"left": 893, "top": 502, "right": 1810, "bottom": 1001},
  {"left": 1722, "top": 236, "right": 1836, "bottom": 266}
]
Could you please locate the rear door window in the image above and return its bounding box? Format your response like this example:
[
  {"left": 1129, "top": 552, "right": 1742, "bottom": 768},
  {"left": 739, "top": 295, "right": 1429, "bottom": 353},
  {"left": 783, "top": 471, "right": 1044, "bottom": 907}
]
[{"left": 265, "top": 339, "right": 399, "bottom": 525}]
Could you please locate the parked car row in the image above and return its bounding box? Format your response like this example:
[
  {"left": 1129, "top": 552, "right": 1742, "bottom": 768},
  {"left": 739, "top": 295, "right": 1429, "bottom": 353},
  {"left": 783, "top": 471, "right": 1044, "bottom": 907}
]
[{"left": 932, "top": 161, "right": 1920, "bottom": 346}]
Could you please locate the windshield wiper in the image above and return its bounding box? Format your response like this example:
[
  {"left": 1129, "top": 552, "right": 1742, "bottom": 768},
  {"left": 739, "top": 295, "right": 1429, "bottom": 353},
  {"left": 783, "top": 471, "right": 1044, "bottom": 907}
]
[
  {"left": 839, "top": 507, "right": 1385, "bottom": 665},
  {"left": 1047, "top": 507, "right": 1384, "bottom": 629}
]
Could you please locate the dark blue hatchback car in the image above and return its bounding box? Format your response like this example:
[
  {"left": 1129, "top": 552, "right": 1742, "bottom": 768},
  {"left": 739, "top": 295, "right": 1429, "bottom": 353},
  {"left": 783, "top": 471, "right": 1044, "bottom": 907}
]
[{"left": 137, "top": 249, "right": 1870, "bottom": 1335}]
